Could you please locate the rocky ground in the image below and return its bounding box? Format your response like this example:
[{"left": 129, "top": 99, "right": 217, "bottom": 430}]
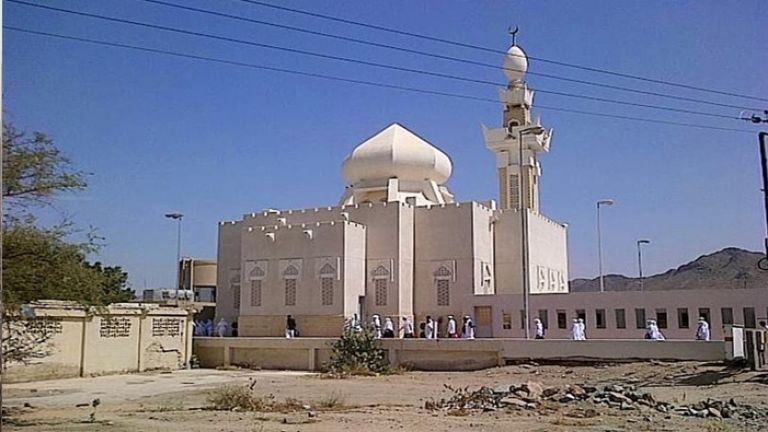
[{"left": 4, "top": 361, "right": 768, "bottom": 431}]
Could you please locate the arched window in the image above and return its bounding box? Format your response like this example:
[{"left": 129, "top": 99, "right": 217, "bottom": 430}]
[
  {"left": 434, "top": 266, "right": 452, "bottom": 306},
  {"left": 372, "top": 265, "right": 390, "bottom": 306},
  {"left": 319, "top": 263, "right": 335, "bottom": 306},
  {"left": 284, "top": 265, "right": 299, "bottom": 306}
]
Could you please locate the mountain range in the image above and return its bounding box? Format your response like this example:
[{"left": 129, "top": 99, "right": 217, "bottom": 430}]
[{"left": 570, "top": 247, "right": 768, "bottom": 292}]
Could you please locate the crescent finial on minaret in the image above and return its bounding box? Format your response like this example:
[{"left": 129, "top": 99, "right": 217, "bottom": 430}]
[{"left": 508, "top": 26, "right": 519, "bottom": 46}]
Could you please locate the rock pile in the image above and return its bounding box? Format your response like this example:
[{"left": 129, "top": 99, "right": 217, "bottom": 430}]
[{"left": 427, "top": 381, "right": 768, "bottom": 425}]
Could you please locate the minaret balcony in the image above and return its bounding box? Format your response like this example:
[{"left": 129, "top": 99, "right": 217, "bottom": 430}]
[{"left": 499, "top": 85, "right": 534, "bottom": 107}]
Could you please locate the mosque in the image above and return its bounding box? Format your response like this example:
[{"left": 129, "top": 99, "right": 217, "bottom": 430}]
[
  {"left": 214, "top": 37, "right": 767, "bottom": 340},
  {"left": 215, "top": 37, "right": 568, "bottom": 338}
]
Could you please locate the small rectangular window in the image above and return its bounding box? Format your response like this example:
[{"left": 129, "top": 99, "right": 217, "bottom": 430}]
[
  {"left": 698, "top": 308, "right": 711, "bottom": 325},
  {"left": 576, "top": 309, "right": 586, "bottom": 324},
  {"left": 721, "top": 307, "right": 733, "bottom": 325},
  {"left": 436, "top": 279, "right": 449, "bottom": 306},
  {"left": 375, "top": 279, "right": 388, "bottom": 306},
  {"left": 744, "top": 307, "right": 756, "bottom": 328},
  {"left": 677, "top": 308, "right": 689, "bottom": 329},
  {"left": 284, "top": 279, "right": 296, "bottom": 306},
  {"left": 615, "top": 309, "right": 626, "bottom": 329},
  {"left": 502, "top": 313, "right": 512, "bottom": 330},
  {"left": 557, "top": 310, "right": 567, "bottom": 329},
  {"left": 538, "top": 309, "right": 549, "bottom": 329},
  {"left": 656, "top": 309, "right": 668, "bottom": 329},
  {"left": 321, "top": 277, "right": 334, "bottom": 306},
  {"left": 250, "top": 280, "right": 262, "bottom": 307},
  {"left": 635, "top": 308, "right": 646, "bottom": 329},
  {"left": 595, "top": 309, "right": 606, "bottom": 329},
  {"left": 233, "top": 285, "right": 241, "bottom": 310},
  {"left": 520, "top": 310, "right": 526, "bottom": 330}
]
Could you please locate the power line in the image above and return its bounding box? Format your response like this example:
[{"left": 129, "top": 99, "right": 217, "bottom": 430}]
[
  {"left": 6, "top": 26, "right": 756, "bottom": 135},
  {"left": 235, "top": 0, "right": 768, "bottom": 104},
  {"left": 9, "top": 0, "right": 750, "bottom": 120},
  {"left": 134, "top": 0, "right": 758, "bottom": 115}
]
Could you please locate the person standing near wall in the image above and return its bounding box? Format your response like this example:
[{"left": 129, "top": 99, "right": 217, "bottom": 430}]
[
  {"left": 534, "top": 318, "right": 545, "bottom": 339},
  {"left": 462, "top": 315, "right": 476, "bottom": 339},
  {"left": 285, "top": 315, "right": 297, "bottom": 339},
  {"left": 216, "top": 318, "right": 229, "bottom": 337},
  {"left": 401, "top": 316, "right": 414, "bottom": 338},
  {"left": 570, "top": 318, "right": 580, "bottom": 340},
  {"left": 383, "top": 317, "right": 395, "bottom": 338},
  {"left": 372, "top": 314, "right": 382, "bottom": 339},
  {"left": 695, "top": 317, "right": 710, "bottom": 341},
  {"left": 447, "top": 315, "right": 458, "bottom": 338},
  {"left": 577, "top": 318, "right": 587, "bottom": 340},
  {"left": 425, "top": 315, "right": 435, "bottom": 339}
]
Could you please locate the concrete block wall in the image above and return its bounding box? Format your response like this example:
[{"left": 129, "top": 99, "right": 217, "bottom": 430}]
[{"left": 4, "top": 301, "right": 194, "bottom": 383}]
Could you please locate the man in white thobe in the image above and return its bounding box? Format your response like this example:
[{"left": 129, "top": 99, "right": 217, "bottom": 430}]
[
  {"left": 425, "top": 316, "right": 435, "bottom": 339},
  {"left": 401, "top": 316, "right": 414, "bottom": 338},
  {"left": 577, "top": 318, "right": 587, "bottom": 340},
  {"left": 534, "top": 318, "right": 545, "bottom": 339},
  {"left": 462, "top": 315, "right": 475, "bottom": 339},
  {"left": 447, "top": 315, "right": 458, "bottom": 338},
  {"left": 383, "top": 317, "right": 395, "bottom": 338},
  {"left": 372, "top": 314, "right": 382, "bottom": 339},
  {"left": 215, "top": 318, "right": 229, "bottom": 337},
  {"left": 570, "top": 318, "right": 580, "bottom": 340},
  {"left": 648, "top": 320, "right": 665, "bottom": 341},
  {"left": 695, "top": 317, "right": 710, "bottom": 341}
]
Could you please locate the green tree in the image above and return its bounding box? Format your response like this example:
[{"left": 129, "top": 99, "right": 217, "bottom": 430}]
[{"left": 2, "top": 122, "right": 133, "bottom": 307}]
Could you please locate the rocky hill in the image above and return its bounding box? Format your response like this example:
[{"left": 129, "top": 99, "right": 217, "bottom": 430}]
[{"left": 570, "top": 247, "right": 768, "bottom": 292}]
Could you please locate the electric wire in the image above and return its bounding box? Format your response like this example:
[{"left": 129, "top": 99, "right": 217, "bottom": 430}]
[
  {"left": 235, "top": 0, "right": 768, "bottom": 103},
  {"left": 6, "top": 26, "right": 756, "bottom": 135},
  {"left": 9, "top": 0, "right": 752, "bottom": 119},
  {"left": 136, "top": 0, "right": 762, "bottom": 113}
]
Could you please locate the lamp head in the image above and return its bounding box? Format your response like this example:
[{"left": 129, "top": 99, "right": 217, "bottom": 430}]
[
  {"left": 597, "top": 199, "right": 615, "bottom": 207},
  {"left": 165, "top": 213, "right": 184, "bottom": 220},
  {"left": 637, "top": 239, "right": 651, "bottom": 245},
  {"left": 519, "top": 125, "right": 546, "bottom": 136}
]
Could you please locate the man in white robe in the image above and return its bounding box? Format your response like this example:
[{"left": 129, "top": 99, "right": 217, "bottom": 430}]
[
  {"left": 401, "top": 317, "right": 414, "bottom": 338},
  {"left": 425, "top": 316, "right": 435, "bottom": 339},
  {"left": 570, "top": 318, "right": 580, "bottom": 340},
  {"left": 462, "top": 315, "right": 475, "bottom": 339},
  {"left": 534, "top": 318, "right": 545, "bottom": 339},
  {"left": 215, "top": 318, "right": 229, "bottom": 337},
  {"left": 577, "top": 318, "right": 587, "bottom": 340},
  {"left": 372, "top": 314, "right": 382, "bottom": 339},
  {"left": 648, "top": 320, "right": 665, "bottom": 340},
  {"left": 695, "top": 317, "right": 710, "bottom": 341},
  {"left": 447, "top": 315, "right": 458, "bottom": 338},
  {"left": 383, "top": 317, "right": 395, "bottom": 338}
]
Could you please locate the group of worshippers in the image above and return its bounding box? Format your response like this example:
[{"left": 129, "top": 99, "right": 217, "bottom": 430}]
[
  {"left": 345, "top": 314, "right": 476, "bottom": 339},
  {"left": 570, "top": 318, "right": 587, "bottom": 340},
  {"left": 193, "top": 318, "right": 233, "bottom": 337}
]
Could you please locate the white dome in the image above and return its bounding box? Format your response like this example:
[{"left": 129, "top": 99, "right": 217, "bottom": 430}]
[
  {"left": 503, "top": 45, "right": 528, "bottom": 82},
  {"left": 342, "top": 123, "right": 452, "bottom": 185}
]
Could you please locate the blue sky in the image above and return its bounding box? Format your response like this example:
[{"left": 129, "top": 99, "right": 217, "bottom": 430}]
[{"left": 5, "top": 0, "right": 767, "bottom": 290}]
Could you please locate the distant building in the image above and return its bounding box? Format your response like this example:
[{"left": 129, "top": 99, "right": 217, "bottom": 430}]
[{"left": 179, "top": 257, "right": 217, "bottom": 303}]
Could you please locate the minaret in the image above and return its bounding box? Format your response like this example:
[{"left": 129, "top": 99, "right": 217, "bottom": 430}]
[{"left": 483, "top": 29, "right": 552, "bottom": 212}]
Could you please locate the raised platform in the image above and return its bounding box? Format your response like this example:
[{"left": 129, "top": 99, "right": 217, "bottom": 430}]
[{"left": 193, "top": 337, "right": 725, "bottom": 371}]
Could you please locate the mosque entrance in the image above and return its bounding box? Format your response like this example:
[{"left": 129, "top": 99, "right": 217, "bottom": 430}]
[{"left": 474, "top": 306, "right": 493, "bottom": 338}]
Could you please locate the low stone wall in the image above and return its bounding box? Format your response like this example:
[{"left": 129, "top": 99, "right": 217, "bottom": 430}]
[
  {"left": 193, "top": 337, "right": 725, "bottom": 372},
  {"left": 4, "top": 301, "right": 195, "bottom": 383}
]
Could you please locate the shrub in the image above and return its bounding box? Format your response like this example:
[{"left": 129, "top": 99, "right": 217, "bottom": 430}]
[{"left": 328, "top": 326, "right": 389, "bottom": 375}]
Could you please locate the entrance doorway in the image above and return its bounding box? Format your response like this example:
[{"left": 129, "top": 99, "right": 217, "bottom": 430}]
[{"left": 474, "top": 306, "right": 493, "bottom": 338}]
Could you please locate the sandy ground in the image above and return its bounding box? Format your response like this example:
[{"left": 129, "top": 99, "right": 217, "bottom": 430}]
[{"left": 4, "top": 361, "right": 768, "bottom": 431}]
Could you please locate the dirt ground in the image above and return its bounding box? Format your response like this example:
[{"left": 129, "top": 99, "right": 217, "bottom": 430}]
[{"left": 4, "top": 361, "right": 768, "bottom": 431}]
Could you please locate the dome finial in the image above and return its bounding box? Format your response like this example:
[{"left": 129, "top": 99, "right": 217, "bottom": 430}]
[{"left": 508, "top": 26, "right": 519, "bottom": 46}]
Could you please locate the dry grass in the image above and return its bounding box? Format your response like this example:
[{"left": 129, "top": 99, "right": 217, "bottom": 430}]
[{"left": 315, "top": 390, "right": 346, "bottom": 409}]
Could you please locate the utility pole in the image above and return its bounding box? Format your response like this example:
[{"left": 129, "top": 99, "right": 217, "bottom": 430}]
[{"left": 741, "top": 112, "right": 768, "bottom": 270}]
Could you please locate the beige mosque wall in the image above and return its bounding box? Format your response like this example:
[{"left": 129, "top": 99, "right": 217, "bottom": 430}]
[
  {"left": 527, "top": 212, "right": 569, "bottom": 294},
  {"left": 237, "top": 221, "right": 366, "bottom": 337},
  {"left": 215, "top": 221, "right": 242, "bottom": 324},
  {"left": 494, "top": 210, "right": 524, "bottom": 295},
  {"left": 4, "top": 302, "right": 194, "bottom": 383}
]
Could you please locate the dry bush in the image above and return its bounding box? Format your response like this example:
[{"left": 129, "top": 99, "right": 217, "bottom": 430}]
[
  {"left": 316, "top": 390, "right": 346, "bottom": 410},
  {"left": 207, "top": 382, "right": 306, "bottom": 413}
]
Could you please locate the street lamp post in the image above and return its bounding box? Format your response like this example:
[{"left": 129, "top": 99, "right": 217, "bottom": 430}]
[
  {"left": 164, "top": 212, "right": 184, "bottom": 304},
  {"left": 518, "top": 125, "right": 546, "bottom": 339},
  {"left": 596, "top": 199, "right": 615, "bottom": 292},
  {"left": 637, "top": 239, "right": 650, "bottom": 291}
]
